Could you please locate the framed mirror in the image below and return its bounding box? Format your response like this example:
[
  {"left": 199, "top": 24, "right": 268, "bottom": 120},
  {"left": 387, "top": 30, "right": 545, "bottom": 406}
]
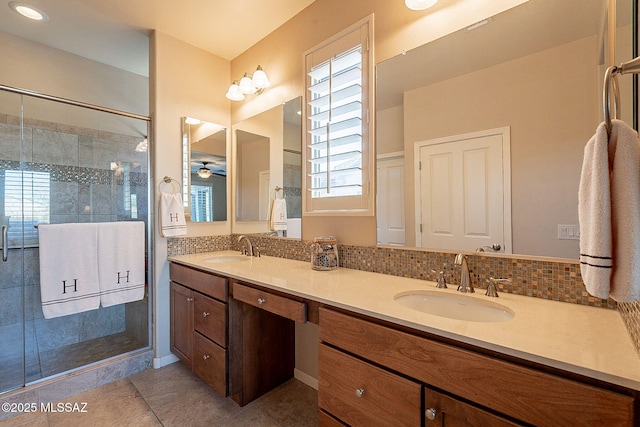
[
  {"left": 376, "top": 0, "right": 635, "bottom": 259},
  {"left": 181, "top": 117, "right": 227, "bottom": 222},
  {"left": 232, "top": 97, "right": 303, "bottom": 237}
]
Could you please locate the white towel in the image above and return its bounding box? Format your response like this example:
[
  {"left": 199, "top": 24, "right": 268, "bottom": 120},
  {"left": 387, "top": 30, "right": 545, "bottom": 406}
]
[
  {"left": 159, "top": 192, "right": 187, "bottom": 237},
  {"left": 270, "top": 198, "right": 288, "bottom": 231},
  {"left": 38, "top": 223, "right": 100, "bottom": 319},
  {"left": 579, "top": 120, "right": 640, "bottom": 302},
  {"left": 97, "top": 221, "right": 146, "bottom": 307}
]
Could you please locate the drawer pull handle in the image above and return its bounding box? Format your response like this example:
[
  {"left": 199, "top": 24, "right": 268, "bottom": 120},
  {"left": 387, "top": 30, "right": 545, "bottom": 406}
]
[
  {"left": 187, "top": 297, "right": 193, "bottom": 302},
  {"left": 203, "top": 312, "right": 210, "bottom": 318},
  {"left": 354, "top": 388, "right": 365, "bottom": 398},
  {"left": 425, "top": 408, "right": 437, "bottom": 421},
  {"left": 257, "top": 298, "right": 266, "bottom": 305},
  {"left": 202, "top": 354, "right": 210, "bottom": 360}
]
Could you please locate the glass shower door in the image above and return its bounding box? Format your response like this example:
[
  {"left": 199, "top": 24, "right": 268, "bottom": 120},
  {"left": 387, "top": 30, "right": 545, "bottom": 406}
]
[
  {"left": 0, "top": 90, "right": 27, "bottom": 393},
  {"left": 1, "top": 87, "right": 151, "bottom": 394}
]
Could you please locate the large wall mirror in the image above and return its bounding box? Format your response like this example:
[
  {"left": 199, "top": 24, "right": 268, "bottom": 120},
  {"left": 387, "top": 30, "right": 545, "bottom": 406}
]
[
  {"left": 376, "top": 0, "right": 635, "bottom": 259},
  {"left": 181, "top": 117, "right": 227, "bottom": 222},
  {"left": 233, "top": 97, "right": 302, "bottom": 237}
]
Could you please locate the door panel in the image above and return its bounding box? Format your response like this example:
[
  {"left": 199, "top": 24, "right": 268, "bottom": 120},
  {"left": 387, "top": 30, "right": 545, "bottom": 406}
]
[
  {"left": 417, "top": 128, "right": 510, "bottom": 253},
  {"left": 0, "top": 91, "right": 26, "bottom": 393},
  {"left": 377, "top": 156, "right": 406, "bottom": 246}
]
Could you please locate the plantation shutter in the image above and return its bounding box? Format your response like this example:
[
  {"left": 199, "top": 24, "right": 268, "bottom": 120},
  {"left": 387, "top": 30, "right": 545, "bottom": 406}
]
[{"left": 303, "top": 18, "right": 373, "bottom": 215}]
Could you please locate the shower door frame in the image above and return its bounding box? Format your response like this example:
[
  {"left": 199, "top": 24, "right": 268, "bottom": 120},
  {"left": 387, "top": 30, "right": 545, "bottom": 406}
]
[{"left": 0, "top": 83, "right": 154, "bottom": 391}]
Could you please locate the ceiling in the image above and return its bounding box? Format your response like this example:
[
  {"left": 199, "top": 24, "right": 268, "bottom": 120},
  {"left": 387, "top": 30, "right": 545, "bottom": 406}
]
[{"left": 0, "top": 0, "right": 316, "bottom": 76}]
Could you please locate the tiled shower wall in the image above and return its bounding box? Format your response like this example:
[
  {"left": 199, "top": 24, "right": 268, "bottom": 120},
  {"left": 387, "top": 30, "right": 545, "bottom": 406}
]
[
  {"left": 168, "top": 234, "right": 640, "bottom": 355},
  {"left": 0, "top": 113, "right": 149, "bottom": 382}
]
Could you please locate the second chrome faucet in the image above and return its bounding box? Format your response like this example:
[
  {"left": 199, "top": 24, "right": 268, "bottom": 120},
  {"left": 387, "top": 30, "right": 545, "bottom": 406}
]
[{"left": 453, "top": 253, "right": 473, "bottom": 293}]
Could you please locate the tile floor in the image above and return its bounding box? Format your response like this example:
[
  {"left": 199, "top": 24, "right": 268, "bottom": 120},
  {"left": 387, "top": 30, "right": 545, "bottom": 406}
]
[{"left": 0, "top": 362, "right": 318, "bottom": 426}]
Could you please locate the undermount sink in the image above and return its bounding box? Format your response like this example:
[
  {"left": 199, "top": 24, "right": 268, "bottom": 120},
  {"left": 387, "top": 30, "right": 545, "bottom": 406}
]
[
  {"left": 394, "top": 290, "right": 514, "bottom": 322},
  {"left": 202, "top": 255, "right": 249, "bottom": 264}
]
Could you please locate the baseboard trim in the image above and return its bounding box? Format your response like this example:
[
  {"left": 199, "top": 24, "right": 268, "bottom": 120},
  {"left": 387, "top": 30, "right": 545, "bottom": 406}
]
[
  {"left": 153, "top": 353, "right": 179, "bottom": 369},
  {"left": 294, "top": 368, "right": 318, "bottom": 390}
]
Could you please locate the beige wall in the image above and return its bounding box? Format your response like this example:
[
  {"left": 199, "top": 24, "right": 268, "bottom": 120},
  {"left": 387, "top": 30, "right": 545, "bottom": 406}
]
[
  {"left": 226, "top": 0, "right": 528, "bottom": 384},
  {"left": 229, "top": 0, "right": 527, "bottom": 245},
  {"left": 377, "top": 105, "right": 404, "bottom": 156},
  {"left": 150, "top": 31, "right": 231, "bottom": 364},
  {"left": 403, "top": 36, "right": 597, "bottom": 257},
  {"left": 0, "top": 30, "right": 147, "bottom": 141}
]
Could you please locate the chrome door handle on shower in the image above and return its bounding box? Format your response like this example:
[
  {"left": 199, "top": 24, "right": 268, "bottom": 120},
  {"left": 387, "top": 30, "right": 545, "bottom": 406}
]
[{"left": 2, "top": 225, "right": 7, "bottom": 262}]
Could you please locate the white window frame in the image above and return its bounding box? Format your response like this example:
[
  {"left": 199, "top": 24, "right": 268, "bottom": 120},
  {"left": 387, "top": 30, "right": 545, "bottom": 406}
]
[{"left": 302, "top": 15, "right": 374, "bottom": 216}]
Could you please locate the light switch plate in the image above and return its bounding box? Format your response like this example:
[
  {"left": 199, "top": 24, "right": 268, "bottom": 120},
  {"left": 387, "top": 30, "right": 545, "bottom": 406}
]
[{"left": 558, "top": 224, "right": 580, "bottom": 240}]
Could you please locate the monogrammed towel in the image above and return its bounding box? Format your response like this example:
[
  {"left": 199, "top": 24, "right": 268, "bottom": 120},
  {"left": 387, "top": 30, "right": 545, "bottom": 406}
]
[
  {"left": 159, "top": 193, "right": 187, "bottom": 237},
  {"left": 38, "top": 223, "right": 101, "bottom": 319},
  {"left": 97, "top": 221, "right": 146, "bottom": 307}
]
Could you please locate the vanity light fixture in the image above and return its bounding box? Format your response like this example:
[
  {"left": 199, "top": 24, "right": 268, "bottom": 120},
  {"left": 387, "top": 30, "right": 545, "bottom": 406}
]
[
  {"left": 197, "top": 162, "right": 213, "bottom": 179},
  {"left": 405, "top": 0, "right": 438, "bottom": 11},
  {"left": 9, "top": 1, "right": 49, "bottom": 21},
  {"left": 226, "top": 65, "right": 270, "bottom": 101},
  {"left": 184, "top": 117, "right": 201, "bottom": 125}
]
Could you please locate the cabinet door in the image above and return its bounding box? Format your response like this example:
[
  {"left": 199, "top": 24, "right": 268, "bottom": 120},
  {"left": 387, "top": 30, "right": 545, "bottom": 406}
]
[
  {"left": 318, "top": 344, "right": 421, "bottom": 427},
  {"left": 170, "top": 281, "right": 193, "bottom": 368},
  {"left": 425, "top": 388, "right": 523, "bottom": 427}
]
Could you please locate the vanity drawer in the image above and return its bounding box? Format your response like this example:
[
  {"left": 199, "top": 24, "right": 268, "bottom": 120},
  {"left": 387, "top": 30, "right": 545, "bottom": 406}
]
[
  {"left": 170, "top": 262, "right": 228, "bottom": 302},
  {"left": 318, "top": 343, "right": 421, "bottom": 427},
  {"left": 193, "top": 332, "right": 227, "bottom": 397},
  {"left": 193, "top": 292, "right": 226, "bottom": 347},
  {"left": 233, "top": 282, "right": 306, "bottom": 323},
  {"left": 319, "top": 308, "right": 635, "bottom": 427}
]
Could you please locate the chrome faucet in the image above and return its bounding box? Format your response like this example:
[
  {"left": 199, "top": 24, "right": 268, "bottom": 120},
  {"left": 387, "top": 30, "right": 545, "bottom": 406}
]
[
  {"left": 237, "top": 235, "right": 253, "bottom": 257},
  {"left": 454, "top": 253, "right": 473, "bottom": 293}
]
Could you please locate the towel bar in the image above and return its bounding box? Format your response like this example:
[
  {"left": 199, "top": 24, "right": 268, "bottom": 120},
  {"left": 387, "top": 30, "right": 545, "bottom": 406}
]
[{"left": 603, "top": 56, "right": 640, "bottom": 136}]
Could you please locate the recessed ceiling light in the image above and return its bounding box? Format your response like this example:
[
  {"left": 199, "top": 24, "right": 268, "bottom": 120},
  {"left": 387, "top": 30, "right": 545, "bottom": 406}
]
[
  {"left": 405, "top": 0, "right": 438, "bottom": 11},
  {"left": 9, "top": 2, "right": 49, "bottom": 22}
]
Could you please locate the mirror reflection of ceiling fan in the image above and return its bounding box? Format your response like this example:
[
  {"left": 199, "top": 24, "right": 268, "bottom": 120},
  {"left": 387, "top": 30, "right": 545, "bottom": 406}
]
[{"left": 197, "top": 161, "right": 226, "bottom": 178}]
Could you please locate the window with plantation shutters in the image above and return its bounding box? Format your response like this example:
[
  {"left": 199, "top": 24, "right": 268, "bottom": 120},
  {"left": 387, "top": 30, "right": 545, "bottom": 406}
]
[{"left": 303, "top": 17, "right": 374, "bottom": 215}]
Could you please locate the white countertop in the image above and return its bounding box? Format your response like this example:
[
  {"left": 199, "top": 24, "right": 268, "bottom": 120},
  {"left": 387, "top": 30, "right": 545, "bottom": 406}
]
[{"left": 168, "top": 251, "right": 640, "bottom": 390}]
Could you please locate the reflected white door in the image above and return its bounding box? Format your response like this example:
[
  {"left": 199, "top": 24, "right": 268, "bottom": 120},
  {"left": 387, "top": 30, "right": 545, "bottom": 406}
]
[
  {"left": 415, "top": 127, "right": 511, "bottom": 253},
  {"left": 377, "top": 155, "right": 406, "bottom": 246},
  {"left": 259, "top": 171, "right": 270, "bottom": 221}
]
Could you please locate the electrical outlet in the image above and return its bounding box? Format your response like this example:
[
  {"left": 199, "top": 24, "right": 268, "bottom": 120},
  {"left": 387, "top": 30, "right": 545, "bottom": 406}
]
[{"left": 558, "top": 225, "right": 580, "bottom": 240}]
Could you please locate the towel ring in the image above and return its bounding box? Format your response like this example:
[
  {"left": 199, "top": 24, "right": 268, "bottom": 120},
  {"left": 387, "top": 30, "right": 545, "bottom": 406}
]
[
  {"left": 159, "top": 176, "right": 181, "bottom": 194},
  {"left": 603, "top": 65, "right": 620, "bottom": 137},
  {"left": 603, "top": 56, "right": 640, "bottom": 136}
]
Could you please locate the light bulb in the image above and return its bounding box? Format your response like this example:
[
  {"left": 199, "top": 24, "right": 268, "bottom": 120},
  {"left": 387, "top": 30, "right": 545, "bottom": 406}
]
[
  {"left": 239, "top": 74, "right": 257, "bottom": 94},
  {"left": 252, "top": 66, "right": 270, "bottom": 89},
  {"left": 405, "top": 0, "right": 438, "bottom": 11},
  {"left": 225, "top": 82, "right": 245, "bottom": 101}
]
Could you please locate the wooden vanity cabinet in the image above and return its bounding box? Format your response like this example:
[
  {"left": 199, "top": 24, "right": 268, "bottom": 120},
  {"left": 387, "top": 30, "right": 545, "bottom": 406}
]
[
  {"left": 169, "top": 263, "right": 228, "bottom": 396},
  {"left": 319, "top": 308, "right": 636, "bottom": 427},
  {"left": 228, "top": 280, "right": 304, "bottom": 406}
]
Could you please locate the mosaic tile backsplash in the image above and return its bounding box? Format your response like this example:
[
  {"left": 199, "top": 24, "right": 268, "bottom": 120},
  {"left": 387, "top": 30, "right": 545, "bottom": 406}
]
[{"left": 167, "top": 234, "right": 640, "bottom": 354}]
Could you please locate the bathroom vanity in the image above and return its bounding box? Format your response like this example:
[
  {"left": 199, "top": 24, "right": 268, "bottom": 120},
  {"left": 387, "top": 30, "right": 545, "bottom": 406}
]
[{"left": 169, "top": 251, "right": 640, "bottom": 426}]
